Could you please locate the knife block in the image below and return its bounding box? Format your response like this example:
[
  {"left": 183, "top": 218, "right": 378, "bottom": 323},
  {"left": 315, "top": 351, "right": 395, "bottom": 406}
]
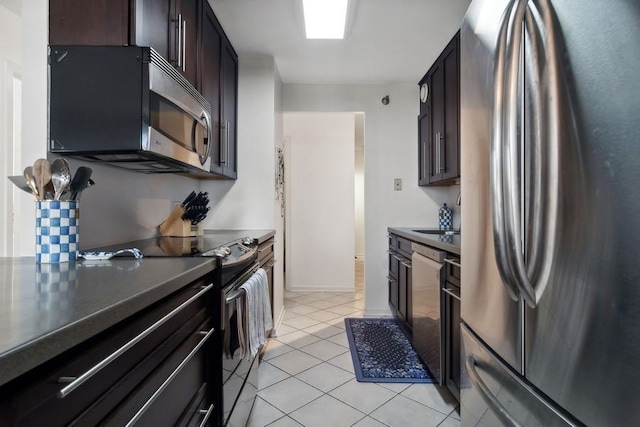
[{"left": 158, "top": 206, "right": 204, "bottom": 237}]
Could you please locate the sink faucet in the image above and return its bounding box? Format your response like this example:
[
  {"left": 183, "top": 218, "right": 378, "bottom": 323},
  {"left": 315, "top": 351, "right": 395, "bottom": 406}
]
[{"left": 456, "top": 191, "right": 461, "bottom": 206}]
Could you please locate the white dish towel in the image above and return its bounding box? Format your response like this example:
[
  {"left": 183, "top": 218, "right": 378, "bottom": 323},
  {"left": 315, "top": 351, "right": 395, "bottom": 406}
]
[{"left": 238, "top": 268, "right": 273, "bottom": 359}]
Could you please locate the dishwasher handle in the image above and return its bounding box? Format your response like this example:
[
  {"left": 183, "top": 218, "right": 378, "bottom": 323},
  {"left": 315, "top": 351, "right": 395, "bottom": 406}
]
[{"left": 411, "top": 242, "right": 446, "bottom": 263}]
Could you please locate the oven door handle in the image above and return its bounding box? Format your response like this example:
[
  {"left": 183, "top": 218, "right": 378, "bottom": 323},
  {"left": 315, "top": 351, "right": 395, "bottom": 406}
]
[{"left": 224, "top": 262, "right": 260, "bottom": 304}]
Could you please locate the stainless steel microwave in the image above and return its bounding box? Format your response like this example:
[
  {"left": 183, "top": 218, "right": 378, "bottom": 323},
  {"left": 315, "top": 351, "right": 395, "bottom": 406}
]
[{"left": 49, "top": 46, "right": 212, "bottom": 174}]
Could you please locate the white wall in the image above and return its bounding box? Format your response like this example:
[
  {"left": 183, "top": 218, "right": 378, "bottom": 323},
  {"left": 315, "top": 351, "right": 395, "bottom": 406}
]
[
  {"left": 199, "top": 55, "right": 285, "bottom": 325},
  {"left": 199, "top": 56, "right": 276, "bottom": 230},
  {"left": 284, "top": 113, "right": 356, "bottom": 291},
  {"left": 354, "top": 113, "right": 365, "bottom": 258},
  {"left": 273, "top": 63, "right": 285, "bottom": 327},
  {"left": 0, "top": 4, "right": 22, "bottom": 257},
  {"left": 284, "top": 84, "right": 457, "bottom": 315}
]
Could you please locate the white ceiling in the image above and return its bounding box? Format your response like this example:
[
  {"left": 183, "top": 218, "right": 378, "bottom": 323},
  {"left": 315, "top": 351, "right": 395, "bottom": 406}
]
[
  {"left": 211, "top": 0, "right": 472, "bottom": 85},
  {"left": 0, "top": 0, "right": 20, "bottom": 16}
]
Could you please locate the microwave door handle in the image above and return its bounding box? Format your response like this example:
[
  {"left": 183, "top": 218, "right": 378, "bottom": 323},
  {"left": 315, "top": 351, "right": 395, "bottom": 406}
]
[
  {"left": 200, "top": 112, "right": 212, "bottom": 165},
  {"left": 491, "top": 0, "right": 519, "bottom": 302}
]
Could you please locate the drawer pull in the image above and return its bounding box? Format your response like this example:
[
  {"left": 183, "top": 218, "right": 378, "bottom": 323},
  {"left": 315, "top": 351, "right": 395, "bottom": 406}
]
[
  {"left": 400, "top": 260, "right": 412, "bottom": 268},
  {"left": 442, "top": 287, "right": 461, "bottom": 301},
  {"left": 199, "top": 403, "right": 215, "bottom": 427},
  {"left": 126, "top": 327, "right": 215, "bottom": 426},
  {"left": 444, "top": 258, "right": 462, "bottom": 268},
  {"left": 264, "top": 259, "right": 276, "bottom": 269},
  {"left": 57, "top": 284, "right": 214, "bottom": 398}
]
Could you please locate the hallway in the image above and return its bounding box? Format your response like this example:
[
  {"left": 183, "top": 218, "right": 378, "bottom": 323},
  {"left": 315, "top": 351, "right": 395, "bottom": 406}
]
[{"left": 247, "top": 260, "right": 460, "bottom": 427}]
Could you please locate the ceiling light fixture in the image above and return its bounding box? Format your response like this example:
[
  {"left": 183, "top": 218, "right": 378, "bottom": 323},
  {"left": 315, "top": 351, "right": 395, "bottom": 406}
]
[{"left": 302, "top": 0, "right": 349, "bottom": 39}]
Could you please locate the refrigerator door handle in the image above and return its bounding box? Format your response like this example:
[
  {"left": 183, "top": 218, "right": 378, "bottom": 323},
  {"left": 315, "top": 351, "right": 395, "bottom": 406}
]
[
  {"left": 490, "top": 0, "right": 520, "bottom": 301},
  {"left": 505, "top": 0, "right": 561, "bottom": 308},
  {"left": 466, "top": 354, "right": 524, "bottom": 427}
]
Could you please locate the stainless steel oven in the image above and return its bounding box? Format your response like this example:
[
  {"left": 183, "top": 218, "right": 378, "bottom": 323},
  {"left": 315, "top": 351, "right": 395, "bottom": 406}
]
[
  {"left": 89, "top": 235, "right": 263, "bottom": 426},
  {"left": 220, "top": 262, "right": 261, "bottom": 427}
]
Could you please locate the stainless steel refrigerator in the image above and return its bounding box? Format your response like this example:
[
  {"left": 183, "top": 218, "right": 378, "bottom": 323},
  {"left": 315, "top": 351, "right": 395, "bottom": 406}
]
[{"left": 460, "top": 0, "right": 640, "bottom": 425}]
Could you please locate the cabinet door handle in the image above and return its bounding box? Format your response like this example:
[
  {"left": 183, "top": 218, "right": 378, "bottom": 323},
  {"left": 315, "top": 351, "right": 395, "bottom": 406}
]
[
  {"left": 125, "top": 327, "right": 215, "bottom": 426},
  {"left": 227, "top": 120, "right": 230, "bottom": 165},
  {"left": 435, "top": 132, "right": 441, "bottom": 174},
  {"left": 435, "top": 132, "right": 445, "bottom": 172},
  {"left": 442, "top": 287, "right": 461, "bottom": 301},
  {"left": 198, "top": 404, "right": 215, "bottom": 427},
  {"left": 439, "top": 133, "right": 445, "bottom": 172},
  {"left": 182, "top": 18, "right": 187, "bottom": 72},
  {"left": 400, "top": 260, "right": 412, "bottom": 268},
  {"left": 177, "top": 13, "right": 183, "bottom": 68},
  {"left": 56, "top": 284, "right": 214, "bottom": 398},
  {"left": 444, "top": 258, "right": 461, "bottom": 268},
  {"left": 220, "top": 121, "right": 227, "bottom": 165}
]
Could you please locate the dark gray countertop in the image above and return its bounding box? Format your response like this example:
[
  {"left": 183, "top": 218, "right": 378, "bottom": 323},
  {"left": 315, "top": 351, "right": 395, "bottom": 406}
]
[
  {"left": 203, "top": 229, "right": 275, "bottom": 245},
  {"left": 0, "top": 229, "right": 275, "bottom": 387},
  {"left": 388, "top": 227, "right": 461, "bottom": 255}
]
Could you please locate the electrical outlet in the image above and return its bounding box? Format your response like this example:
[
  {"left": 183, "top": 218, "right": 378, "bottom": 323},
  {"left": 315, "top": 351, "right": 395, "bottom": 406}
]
[{"left": 394, "top": 178, "right": 402, "bottom": 191}]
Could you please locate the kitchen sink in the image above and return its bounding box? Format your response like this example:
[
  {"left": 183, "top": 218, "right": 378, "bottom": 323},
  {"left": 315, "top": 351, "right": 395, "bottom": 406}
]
[{"left": 412, "top": 229, "right": 460, "bottom": 235}]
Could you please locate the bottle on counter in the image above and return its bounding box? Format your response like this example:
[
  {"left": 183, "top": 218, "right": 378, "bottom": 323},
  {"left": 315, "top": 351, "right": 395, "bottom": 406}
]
[{"left": 439, "top": 203, "right": 453, "bottom": 230}]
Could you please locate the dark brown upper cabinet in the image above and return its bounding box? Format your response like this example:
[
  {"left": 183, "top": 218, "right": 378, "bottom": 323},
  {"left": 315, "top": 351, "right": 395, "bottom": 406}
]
[
  {"left": 173, "top": 0, "right": 200, "bottom": 86},
  {"left": 200, "top": 2, "right": 238, "bottom": 180},
  {"left": 49, "top": 0, "right": 239, "bottom": 180},
  {"left": 50, "top": 0, "right": 200, "bottom": 89},
  {"left": 418, "top": 32, "right": 460, "bottom": 186}
]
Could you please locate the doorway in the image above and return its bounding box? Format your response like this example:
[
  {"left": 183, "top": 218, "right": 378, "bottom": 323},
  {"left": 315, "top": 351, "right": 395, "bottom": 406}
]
[
  {"left": 284, "top": 112, "right": 365, "bottom": 293},
  {"left": 0, "top": 2, "right": 23, "bottom": 257}
]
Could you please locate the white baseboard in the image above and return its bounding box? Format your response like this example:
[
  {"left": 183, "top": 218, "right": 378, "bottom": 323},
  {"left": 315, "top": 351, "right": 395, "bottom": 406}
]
[
  {"left": 288, "top": 285, "right": 356, "bottom": 293},
  {"left": 270, "top": 306, "right": 286, "bottom": 338},
  {"left": 363, "top": 308, "right": 394, "bottom": 317}
]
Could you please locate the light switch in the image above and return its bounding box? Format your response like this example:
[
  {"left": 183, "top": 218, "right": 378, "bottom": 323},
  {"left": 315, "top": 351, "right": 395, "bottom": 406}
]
[{"left": 394, "top": 178, "right": 402, "bottom": 191}]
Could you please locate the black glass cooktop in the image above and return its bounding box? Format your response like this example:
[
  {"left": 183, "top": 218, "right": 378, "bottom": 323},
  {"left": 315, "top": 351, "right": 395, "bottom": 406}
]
[{"left": 91, "top": 235, "right": 249, "bottom": 257}]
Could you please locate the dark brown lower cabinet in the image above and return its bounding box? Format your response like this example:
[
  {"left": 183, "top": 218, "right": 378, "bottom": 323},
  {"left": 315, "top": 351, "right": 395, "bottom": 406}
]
[
  {"left": 443, "top": 256, "right": 461, "bottom": 401},
  {"left": 388, "top": 233, "right": 412, "bottom": 335},
  {"left": 258, "top": 237, "right": 275, "bottom": 315},
  {"left": 0, "top": 278, "right": 216, "bottom": 426}
]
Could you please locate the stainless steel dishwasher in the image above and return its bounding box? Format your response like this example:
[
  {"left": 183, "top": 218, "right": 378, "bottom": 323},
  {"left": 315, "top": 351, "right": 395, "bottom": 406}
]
[{"left": 411, "top": 242, "right": 446, "bottom": 384}]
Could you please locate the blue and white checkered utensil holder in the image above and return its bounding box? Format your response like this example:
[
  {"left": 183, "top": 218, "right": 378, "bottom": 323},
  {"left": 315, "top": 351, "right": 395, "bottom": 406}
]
[
  {"left": 36, "top": 200, "right": 79, "bottom": 263},
  {"left": 439, "top": 203, "right": 453, "bottom": 231}
]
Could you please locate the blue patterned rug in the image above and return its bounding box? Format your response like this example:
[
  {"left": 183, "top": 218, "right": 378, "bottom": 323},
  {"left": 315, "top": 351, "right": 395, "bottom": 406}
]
[{"left": 345, "top": 318, "right": 435, "bottom": 383}]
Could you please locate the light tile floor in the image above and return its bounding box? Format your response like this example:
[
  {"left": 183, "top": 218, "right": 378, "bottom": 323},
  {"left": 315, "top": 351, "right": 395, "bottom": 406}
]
[{"left": 247, "top": 259, "right": 460, "bottom": 427}]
